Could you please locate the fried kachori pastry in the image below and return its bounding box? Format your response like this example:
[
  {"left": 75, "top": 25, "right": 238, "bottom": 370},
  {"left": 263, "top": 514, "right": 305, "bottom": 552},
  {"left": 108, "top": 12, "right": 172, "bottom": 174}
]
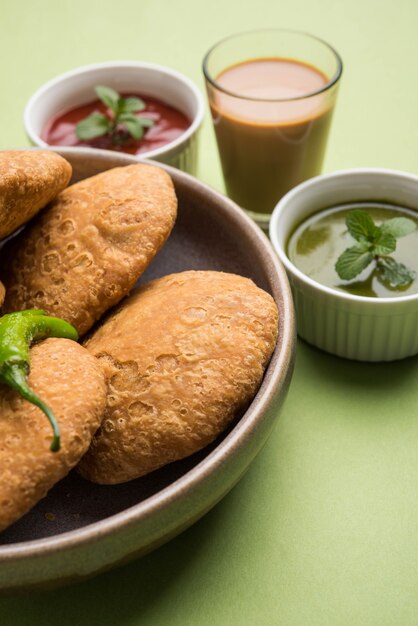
[
  {"left": 78, "top": 270, "right": 278, "bottom": 484},
  {"left": 0, "top": 163, "right": 177, "bottom": 335},
  {"left": 0, "top": 150, "right": 71, "bottom": 240},
  {"left": 0, "top": 338, "right": 106, "bottom": 533}
]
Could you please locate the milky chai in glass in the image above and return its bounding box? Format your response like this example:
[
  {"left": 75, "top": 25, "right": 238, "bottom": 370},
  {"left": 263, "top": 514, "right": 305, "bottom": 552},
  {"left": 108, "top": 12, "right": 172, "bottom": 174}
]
[{"left": 204, "top": 32, "right": 342, "bottom": 228}]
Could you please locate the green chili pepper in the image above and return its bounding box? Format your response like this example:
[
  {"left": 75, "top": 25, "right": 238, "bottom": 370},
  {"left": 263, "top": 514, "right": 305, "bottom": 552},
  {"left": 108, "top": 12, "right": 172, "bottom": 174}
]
[{"left": 0, "top": 310, "right": 79, "bottom": 452}]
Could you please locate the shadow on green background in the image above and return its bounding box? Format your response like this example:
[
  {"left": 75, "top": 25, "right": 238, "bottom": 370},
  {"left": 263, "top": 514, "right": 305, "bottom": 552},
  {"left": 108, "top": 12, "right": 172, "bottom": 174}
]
[{"left": 0, "top": 503, "right": 229, "bottom": 625}]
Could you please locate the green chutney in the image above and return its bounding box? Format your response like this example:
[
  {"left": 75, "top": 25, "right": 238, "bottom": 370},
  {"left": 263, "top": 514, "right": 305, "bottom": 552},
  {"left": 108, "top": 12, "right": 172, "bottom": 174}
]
[{"left": 287, "top": 202, "right": 418, "bottom": 298}]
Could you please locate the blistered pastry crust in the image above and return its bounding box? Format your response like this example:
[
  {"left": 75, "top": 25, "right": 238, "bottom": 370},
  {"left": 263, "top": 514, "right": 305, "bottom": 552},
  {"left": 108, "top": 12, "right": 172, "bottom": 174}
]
[
  {"left": 0, "top": 150, "right": 71, "bottom": 240},
  {"left": 79, "top": 270, "right": 279, "bottom": 484},
  {"left": 1, "top": 164, "right": 177, "bottom": 334},
  {"left": 0, "top": 338, "right": 107, "bottom": 533}
]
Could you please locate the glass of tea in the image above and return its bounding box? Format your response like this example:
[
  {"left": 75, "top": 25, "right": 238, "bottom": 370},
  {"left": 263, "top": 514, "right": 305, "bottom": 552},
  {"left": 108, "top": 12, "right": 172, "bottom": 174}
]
[{"left": 203, "top": 29, "right": 343, "bottom": 230}]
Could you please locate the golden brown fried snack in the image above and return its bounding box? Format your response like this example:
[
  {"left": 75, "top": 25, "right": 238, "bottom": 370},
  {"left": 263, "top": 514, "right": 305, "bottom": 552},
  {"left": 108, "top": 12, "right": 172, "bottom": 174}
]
[
  {"left": 1, "top": 164, "right": 177, "bottom": 335},
  {"left": 0, "top": 281, "right": 4, "bottom": 306},
  {"left": 0, "top": 338, "right": 106, "bottom": 533},
  {"left": 78, "top": 270, "right": 278, "bottom": 484},
  {"left": 0, "top": 150, "right": 71, "bottom": 240}
]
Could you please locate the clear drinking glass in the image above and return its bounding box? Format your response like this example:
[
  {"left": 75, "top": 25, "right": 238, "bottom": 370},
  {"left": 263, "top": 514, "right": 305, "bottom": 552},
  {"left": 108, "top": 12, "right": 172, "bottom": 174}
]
[{"left": 203, "top": 29, "right": 342, "bottom": 229}]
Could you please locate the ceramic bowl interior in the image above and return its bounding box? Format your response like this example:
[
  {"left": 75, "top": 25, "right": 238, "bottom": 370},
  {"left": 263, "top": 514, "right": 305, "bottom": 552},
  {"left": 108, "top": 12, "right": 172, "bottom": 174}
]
[
  {"left": 269, "top": 168, "right": 418, "bottom": 361},
  {"left": 24, "top": 62, "right": 205, "bottom": 171},
  {"left": 0, "top": 147, "right": 295, "bottom": 591}
]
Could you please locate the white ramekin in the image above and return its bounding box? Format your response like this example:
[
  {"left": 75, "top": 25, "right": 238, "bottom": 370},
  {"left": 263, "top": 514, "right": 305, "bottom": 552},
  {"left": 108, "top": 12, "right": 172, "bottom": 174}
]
[
  {"left": 24, "top": 61, "right": 205, "bottom": 175},
  {"left": 269, "top": 168, "right": 418, "bottom": 361}
]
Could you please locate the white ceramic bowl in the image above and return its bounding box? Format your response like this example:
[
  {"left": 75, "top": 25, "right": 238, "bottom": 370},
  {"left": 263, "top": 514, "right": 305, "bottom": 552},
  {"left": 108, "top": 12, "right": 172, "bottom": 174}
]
[
  {"left": 270, "top": 168, "right": 418, "bottom": 362},
  {"left": 24, "top": 61, "right": 205, "bottom": 174}
]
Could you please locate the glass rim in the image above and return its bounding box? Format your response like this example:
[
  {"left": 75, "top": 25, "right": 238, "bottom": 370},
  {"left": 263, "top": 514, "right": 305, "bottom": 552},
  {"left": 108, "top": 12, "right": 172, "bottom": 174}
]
[{"left": 202, "top": 28, "right": 343, "bottom": 103}]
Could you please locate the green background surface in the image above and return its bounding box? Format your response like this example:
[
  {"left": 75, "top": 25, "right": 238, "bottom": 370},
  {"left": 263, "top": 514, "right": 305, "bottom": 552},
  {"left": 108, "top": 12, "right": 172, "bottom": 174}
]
[{"left": 1, "top": 1, "right": 418, "bottom": 624}]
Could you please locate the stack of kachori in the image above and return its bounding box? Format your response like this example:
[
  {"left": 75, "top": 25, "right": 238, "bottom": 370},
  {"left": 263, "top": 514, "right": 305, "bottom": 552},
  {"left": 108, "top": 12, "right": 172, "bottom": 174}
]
[{"left": 0, "top": 150, "right": 278, "bottom": 531}]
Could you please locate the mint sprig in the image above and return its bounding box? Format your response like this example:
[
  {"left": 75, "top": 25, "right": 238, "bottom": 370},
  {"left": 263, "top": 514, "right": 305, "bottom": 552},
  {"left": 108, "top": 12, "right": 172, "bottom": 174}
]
[
  {"left": 75, "top": 85, "right": 154, "bottom": 144},
  {"left": 376, "top": 257, "right": 416, "bottom": 289},
  {"left": 335, "top": 210, "right": 416, "bottom": 290}
]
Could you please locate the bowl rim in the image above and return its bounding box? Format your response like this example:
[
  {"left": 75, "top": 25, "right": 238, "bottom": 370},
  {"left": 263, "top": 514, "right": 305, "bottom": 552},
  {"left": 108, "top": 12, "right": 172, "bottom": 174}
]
[
  {"left": 0, "top": 146, "right": 295, "bottom": 562},
  {"left": 269, "top": 167, "right": 418, "bottom": 306},
  {"left": 23, "top": 60, "right": 206, "bottom": 160}
]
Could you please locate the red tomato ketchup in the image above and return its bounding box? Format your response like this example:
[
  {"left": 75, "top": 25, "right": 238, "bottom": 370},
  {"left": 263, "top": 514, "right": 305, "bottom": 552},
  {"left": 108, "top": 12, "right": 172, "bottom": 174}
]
[{"left": 42, "top": 95, "right": 191, "bottom": 155}]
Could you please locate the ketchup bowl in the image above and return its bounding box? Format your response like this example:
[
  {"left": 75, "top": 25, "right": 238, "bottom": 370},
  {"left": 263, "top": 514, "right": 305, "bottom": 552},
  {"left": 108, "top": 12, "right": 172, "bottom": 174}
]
[{"left": 24, "top": 61, "right": 205, "bottom": 174}]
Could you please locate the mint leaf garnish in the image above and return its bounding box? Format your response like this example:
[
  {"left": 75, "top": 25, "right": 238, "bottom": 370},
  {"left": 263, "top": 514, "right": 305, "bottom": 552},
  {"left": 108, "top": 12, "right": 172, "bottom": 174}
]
[
  {"left": 118, "top": 113, "right": 145, "bottom": 140},
  {"left": 335, "top": 243, "right": 373, "bottom": 280},
  {"left": 335, "top": 209, "right": 416, "bottom": 290},
  {"left": 380, "top": 217, "right": 417, "bottom": 239},
  {"left": 75, "top": 86, "right": 154, "bottom": 145},
  {"left": 373, "top": 230, "right": 396, "bottom": 256},
  {"left": 95, "top": 86, "right": 119, "bottom": 113},
  {"left": 75, "top": 112, "right": 112, "bottom": 140},
  {"left": 376, "top": 257, "right": 416, "bottom": 289},
  {"left": 137, "top": 117, "right": 154, "bottom": 128},
  {"left": 346, "top": 210, "right": 380, "bottom": 242},
  {"left": 119, "top": 97, "right": 146, "bottom": 113}
]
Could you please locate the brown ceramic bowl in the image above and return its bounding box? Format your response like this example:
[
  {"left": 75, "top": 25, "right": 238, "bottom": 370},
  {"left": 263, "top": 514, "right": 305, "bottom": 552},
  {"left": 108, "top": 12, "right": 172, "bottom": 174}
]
[{"left": 0, "top": 147, "right": 295, "bottom": 592}]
